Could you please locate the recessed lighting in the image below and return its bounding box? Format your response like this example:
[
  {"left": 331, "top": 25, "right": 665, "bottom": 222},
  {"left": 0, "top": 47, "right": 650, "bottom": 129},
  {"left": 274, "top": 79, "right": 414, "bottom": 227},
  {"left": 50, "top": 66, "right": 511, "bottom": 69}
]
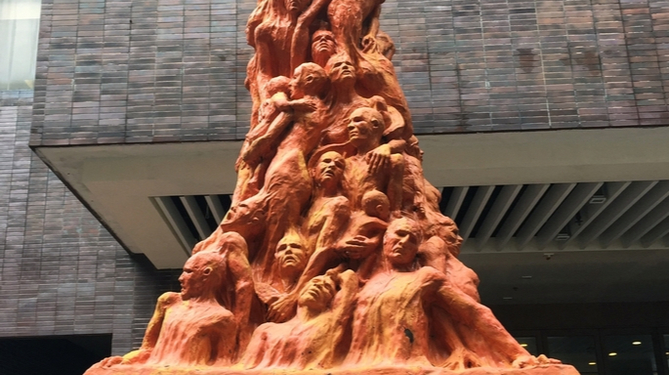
[
  {"left": 520, "top": 343, "right": 528, "bottom": 347},
  {"left": 555, "top": 233, "right": 570, "bottom": 241},
  {"left": 608, "top": 352, "right": 617, "bottom": 357},
  {"left": 589, "top": 195, "right": 606, "bottom": 204},
  {"left": 632, "top": 341, "right": 642, "bottom": 345},
  {"left": 588, "top": 362, "right": 596, "bottom": 366}
]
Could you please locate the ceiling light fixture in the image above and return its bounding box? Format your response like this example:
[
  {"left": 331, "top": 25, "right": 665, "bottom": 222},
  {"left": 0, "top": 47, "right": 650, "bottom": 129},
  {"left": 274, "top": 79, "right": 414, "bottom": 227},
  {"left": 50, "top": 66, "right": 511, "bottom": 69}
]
[
  {"left": 608, "top": 352, "right": 617, "bottom": 357},
  {"left": 632, "top": 341, "right": 642, "bottom": 345},
  {"left": 555, "top": 233, "right": 570, "bottom": 241},
  {"left": 520, "top": 343, "right": 528, "bottom": 347},
  {"left": 589, "top": 195, "right": 606, "bottom": 204},
  {"left": 588, "top": 362, "right": 596, "bottom": 366}
]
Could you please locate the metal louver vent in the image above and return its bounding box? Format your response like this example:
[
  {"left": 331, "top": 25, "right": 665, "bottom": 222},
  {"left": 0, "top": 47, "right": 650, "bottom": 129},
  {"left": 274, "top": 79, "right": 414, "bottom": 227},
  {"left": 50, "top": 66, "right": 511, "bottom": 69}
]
[{"left": 154, "top": 180, "right": 668, "bottom": 254}]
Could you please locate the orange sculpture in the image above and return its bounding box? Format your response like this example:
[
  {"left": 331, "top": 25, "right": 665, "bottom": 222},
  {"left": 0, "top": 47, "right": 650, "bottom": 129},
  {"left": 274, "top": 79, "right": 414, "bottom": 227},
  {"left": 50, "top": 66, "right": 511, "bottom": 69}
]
[{"left": 84, "top": 0, "right": 582, "bottom": 373}]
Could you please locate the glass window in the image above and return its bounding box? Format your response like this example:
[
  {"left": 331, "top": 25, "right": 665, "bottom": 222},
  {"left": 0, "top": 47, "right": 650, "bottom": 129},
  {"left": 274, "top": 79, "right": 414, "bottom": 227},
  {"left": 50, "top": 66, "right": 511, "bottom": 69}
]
[
  {"left": 602, "top": 334, "right": 658, "bottom": 375},
  {"left": 547, "top": 336, "right": 599, "bottom": 375},
  {"left": 514, "top": 336, "right": 539, "bottom": 356},
  {"left": 663, "top": 334, "right": 668, "bottom": 370},
  {"left": 0, "top": 0, "right": 41, "bottom": 90}
]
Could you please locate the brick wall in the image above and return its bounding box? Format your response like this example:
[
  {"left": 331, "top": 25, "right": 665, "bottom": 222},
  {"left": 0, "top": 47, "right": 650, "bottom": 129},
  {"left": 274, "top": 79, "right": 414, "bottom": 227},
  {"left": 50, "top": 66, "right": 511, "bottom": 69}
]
[
  {"left": 1, "top": 92, "right": 181, "bottom": 355},
  {"left": 29, "top": 0, "right": 669, "bottom": 147}
]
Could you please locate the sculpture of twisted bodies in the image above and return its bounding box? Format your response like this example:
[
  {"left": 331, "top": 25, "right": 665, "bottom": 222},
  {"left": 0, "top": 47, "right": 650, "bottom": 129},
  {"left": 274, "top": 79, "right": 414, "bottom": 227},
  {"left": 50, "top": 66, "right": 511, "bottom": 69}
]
[{"left": 83, "top": 0, "right": 582, "bottom": 372}]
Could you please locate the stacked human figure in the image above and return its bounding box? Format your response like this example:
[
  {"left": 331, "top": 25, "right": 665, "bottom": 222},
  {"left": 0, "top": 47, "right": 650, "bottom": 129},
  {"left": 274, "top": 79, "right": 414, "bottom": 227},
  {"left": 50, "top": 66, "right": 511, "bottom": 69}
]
[{"left": 86, "top": 0, "right": 580, "bottom": 373}]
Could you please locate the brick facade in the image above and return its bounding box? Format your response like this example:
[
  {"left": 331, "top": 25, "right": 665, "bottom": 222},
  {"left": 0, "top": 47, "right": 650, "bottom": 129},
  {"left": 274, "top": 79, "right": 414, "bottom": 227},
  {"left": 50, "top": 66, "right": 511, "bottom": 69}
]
[
  {"left": 1, "top": 92, "right": 180, "bottom": 355},
  {"left": 28, "top": 0, "right": 669, "bottom": 147}
]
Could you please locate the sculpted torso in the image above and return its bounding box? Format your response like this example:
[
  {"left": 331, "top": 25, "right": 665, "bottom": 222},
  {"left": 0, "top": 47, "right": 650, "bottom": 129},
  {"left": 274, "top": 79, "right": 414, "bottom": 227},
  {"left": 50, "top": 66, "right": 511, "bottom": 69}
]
[
  {"left": 149, "top": 293, "right": 236, "bottom": 366},
  {"left": 347, "top": 268, "right": 436, "bottom": 366}
]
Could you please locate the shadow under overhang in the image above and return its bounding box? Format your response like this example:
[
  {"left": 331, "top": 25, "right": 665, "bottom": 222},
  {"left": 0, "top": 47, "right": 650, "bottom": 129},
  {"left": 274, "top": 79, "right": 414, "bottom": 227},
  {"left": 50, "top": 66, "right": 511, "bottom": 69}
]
[{"left": 31, "top": 127, "right": 669, "bottom": 270}]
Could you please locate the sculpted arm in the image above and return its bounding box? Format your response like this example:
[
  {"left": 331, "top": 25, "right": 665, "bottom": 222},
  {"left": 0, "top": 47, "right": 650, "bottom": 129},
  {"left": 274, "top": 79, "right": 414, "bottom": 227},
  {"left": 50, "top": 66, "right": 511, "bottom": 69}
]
[
  {"left": 429, "top": 273, "right": 532, "bottom": 366},
  {"left": 245, "top": 4, "right": 265, "bottom": 47},
  {"left": 331, "top": 269, "right": 358, "bottom": 319},
  {"left": 228, "top": 247, "right": 254, "bottom": 328},
  {"left": 361, "top": 5, "right": 382, "bottom": 51},
  {"left": 128, "top": 292, "right": 177, "bottom": 364},
  {"left": 314, "top": 197, "right": 351, "bottom": 250},
  {"left": 291, "top": 0, "right": 332, "bottom": 70}
]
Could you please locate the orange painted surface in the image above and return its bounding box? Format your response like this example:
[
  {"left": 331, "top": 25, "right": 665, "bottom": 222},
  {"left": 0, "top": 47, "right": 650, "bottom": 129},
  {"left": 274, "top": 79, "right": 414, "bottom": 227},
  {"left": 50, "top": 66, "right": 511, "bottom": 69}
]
[{"left": 85, "top": 0, "right": 581, "bottom": 373}]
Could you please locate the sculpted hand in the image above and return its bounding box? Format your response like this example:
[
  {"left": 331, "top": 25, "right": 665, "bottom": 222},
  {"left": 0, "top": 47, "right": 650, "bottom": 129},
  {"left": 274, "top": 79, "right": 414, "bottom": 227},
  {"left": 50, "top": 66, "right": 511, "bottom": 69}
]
[
  {"left": 512, "top": 354, "right": 561, "bottom": 368},
  {"left": 339, "top": 235, "right": 375, "bottom": 259},
  {"left": 99, "top": 356, "right": 124, "bottom": 368},
  {"left": 242, "top": 137, "right": 270, "bottom": 166},
  {"left": 290, "top": 99, "right": 317, "bottom": 113},
  {"left": 361, "top": 34, "right": 378, "bottom": 53},
  {"left": 366, "top": 144, "right": 391, "bottom": 175},
  {"left": 267, "top": 293, "right": 298, "bottom": 323}
]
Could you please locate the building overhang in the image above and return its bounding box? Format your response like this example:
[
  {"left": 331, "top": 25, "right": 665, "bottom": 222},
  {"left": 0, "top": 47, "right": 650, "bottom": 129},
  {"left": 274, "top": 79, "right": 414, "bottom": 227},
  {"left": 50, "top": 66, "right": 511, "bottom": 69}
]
[{"left": 32, "top": 126, "right": 669, "bottom": 304}]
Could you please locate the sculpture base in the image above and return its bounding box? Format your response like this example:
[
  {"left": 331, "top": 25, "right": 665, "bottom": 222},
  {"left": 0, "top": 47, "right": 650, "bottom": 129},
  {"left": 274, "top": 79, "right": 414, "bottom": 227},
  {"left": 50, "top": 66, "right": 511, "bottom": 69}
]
[{"left": 86, "top": 364, "right": 580, "bottom": 375}]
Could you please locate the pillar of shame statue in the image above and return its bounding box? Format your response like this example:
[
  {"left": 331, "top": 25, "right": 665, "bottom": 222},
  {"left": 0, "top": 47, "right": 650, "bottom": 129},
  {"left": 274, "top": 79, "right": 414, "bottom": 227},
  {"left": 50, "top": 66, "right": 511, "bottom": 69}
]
[{"left": 85, "top": 0, "right": 581, "bottom": 373}]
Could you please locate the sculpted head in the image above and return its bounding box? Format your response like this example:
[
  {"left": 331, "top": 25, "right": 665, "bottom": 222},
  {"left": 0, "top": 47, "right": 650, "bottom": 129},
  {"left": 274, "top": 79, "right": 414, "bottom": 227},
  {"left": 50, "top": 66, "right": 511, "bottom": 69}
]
[
  {"left": 275, "top": 231, "right": 307, "bottom": 279},
  {"left": 325, "top": 53, "right": 356, "bottom": 86},
  {"left": 347, "top": 107, "right": 385, "bottom": 149},
  {"left": 314, "top": 151, "right": 345, "bottom": 189},
  {"left": 407, "top": 135, "right": 423, "bottom": 160},
  {"left": 285, "top": 0, "right": 310, "bottom": 16},
  {"left": 436, "top": 217, "right": 463, "bottom": 257},
  {"left": 297, "top": 272, "right": 338, "bottom": 313},
  {"left": 263, "top": 75, "right": 290, "bottom": 98},
  {"left": 376, "top": 31, "right": 396, "bottom": 60},
  {"left": 221, "top": 195, "right": 267, "bottom": 237},
  {"left": 290, "top": 62, "right": 328, "bottom": 98},
  {"left": 311, "top": 28, "right": 337, "bottom": 67},
  {"left": 179, "top": 251, "right": 225, "bottom": 300},
  {"left": 383, "top": 217, "right": 422, "bottom": 268},
  {"left": 362, "top": 189, "right": 390, "bottom": 222}
]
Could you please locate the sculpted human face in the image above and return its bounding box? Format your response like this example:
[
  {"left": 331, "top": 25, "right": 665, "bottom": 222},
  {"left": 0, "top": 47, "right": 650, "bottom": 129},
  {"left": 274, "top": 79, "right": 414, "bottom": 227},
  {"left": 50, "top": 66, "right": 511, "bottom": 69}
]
[
  {"left": 315, "top": 151, "right": 345, "bottom": 186},
  {"left": 298, "top": 275, "right": 336, "bottom": 312},
  {"left": 221, "top": 198, "right": 265, "bottom": 236},
  {"left": 384, "top": 219, "right": 420, "bottom": 267},
  {"left": 347, "top": 108, "right": 384, "bottom": 147},
  {"left": 327, "top": 56, "right": 355, "bottom": 84},
  {"left": 178, "top": 254, "right": 214, "bottom": 300},
  {"left": 312, "top": 30, "right": 336, "bottom": 57},
  {"left": 286, "top": 0, "right": 309, "bottom": 15},
  {"left": 275, "top": 236, "right": 307, "bottom": 275},
  {"left": 290, "top": 63, "right": 325, "bottom": 98}
]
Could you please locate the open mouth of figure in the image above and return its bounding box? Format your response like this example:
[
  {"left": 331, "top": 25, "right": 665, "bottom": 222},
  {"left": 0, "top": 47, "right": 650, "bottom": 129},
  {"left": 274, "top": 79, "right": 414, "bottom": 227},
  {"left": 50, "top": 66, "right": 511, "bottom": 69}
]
[{"left": 282, "top": 256, "right": 300, "bottom": 266}]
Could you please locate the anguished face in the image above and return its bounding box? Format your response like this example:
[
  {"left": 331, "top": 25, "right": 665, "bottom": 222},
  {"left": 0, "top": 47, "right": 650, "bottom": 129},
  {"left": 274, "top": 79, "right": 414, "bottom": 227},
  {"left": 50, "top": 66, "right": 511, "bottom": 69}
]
[
  {"left": 326, "top": 55, "right": 355, "bottom": 84},
  {"left": 275, "top": 234, "right": 307, "bottom": 275},
  {"left": 315, "top": 151, "right": 345, "bottom": 186},
  {"left": 298, "top": 274, "right": 337, "bottom": 312},
  {"left": 347, "top": 107, "right": 384, "bottom": 147},
  {"left": 179, "top": 252, "right": 218, "bottom": 300},
  {"left": 312, "top": 30, "right": 336, "bottom": 57},
  {"left": 383, "top": 218, "right": 420, "bottom": 267}
]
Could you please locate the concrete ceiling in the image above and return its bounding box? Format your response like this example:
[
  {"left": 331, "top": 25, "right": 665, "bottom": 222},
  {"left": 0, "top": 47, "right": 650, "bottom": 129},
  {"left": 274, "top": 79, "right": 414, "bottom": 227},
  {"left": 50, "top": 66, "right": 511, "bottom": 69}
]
[{"left": 32, "top": 126, "right": 669, "bottom": 305}]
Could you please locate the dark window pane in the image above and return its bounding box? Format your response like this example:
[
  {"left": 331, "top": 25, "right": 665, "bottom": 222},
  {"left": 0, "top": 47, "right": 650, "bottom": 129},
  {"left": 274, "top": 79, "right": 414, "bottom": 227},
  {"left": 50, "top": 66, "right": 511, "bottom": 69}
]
[
  {"left": 547, "top": 336, "right": 598, "bottom": 374},
  {"left": 603, "top": 335, "right": 657, "bottom": 375},
  {"left": 514, "top": 336, "right": 539, "bottom": 356}
]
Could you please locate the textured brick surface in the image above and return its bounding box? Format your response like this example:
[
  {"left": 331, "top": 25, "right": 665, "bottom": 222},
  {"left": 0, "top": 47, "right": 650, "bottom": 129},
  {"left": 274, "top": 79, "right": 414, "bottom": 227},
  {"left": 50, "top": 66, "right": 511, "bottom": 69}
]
[
  {"left": 28, "top": 0, "right": 669, "bottom": 146},
  {"left": 1, "top": 92, "right": 180, "bottom": 354}
]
